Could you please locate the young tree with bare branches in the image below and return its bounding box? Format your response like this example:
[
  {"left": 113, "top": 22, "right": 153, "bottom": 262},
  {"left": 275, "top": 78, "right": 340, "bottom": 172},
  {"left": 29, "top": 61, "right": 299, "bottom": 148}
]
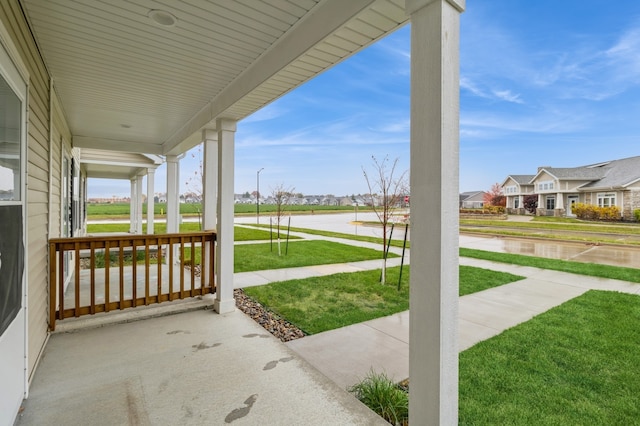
[
  {"left": 271, "top": 183, "right": 295, "bottom": 256},
  {"left": 363, "top": 155, "right": 409, "bottom": 284}
]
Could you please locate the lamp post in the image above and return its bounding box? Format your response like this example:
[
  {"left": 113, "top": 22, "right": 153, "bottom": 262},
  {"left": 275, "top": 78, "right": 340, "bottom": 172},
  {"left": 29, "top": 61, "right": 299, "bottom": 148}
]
[{"left": 256, "top": 167, "right": 264, "bottom": 224}]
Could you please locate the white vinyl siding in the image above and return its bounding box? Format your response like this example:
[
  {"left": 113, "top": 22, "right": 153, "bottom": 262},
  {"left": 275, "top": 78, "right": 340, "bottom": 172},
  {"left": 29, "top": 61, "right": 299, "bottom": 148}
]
[{"left": 1, "top": 0, "right": 52, "bottom": 379}]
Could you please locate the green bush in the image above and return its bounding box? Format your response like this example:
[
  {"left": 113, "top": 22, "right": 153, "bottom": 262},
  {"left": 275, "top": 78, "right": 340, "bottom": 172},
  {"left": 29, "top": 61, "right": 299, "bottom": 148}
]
[
  {"left": 484, "top": 205, "right": 506, "bottom": 214},
  {"left": 572, "top": 203, "right": 620, "bottom": 221},
  {"left": 634, "top": 209, "right": 640, "bottom": 222},
  {"left": 348, "top": 371, "right": 408, "bottom": 426}
]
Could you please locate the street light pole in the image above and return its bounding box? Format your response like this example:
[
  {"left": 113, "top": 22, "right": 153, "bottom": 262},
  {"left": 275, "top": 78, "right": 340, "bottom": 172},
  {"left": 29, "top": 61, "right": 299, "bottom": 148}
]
[{"left": 256, "top": 167, "right": 264, "bottom": 224}]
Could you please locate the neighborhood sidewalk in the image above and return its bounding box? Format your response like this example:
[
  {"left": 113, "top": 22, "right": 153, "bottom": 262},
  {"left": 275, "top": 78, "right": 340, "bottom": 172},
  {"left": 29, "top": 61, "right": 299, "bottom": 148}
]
[
  {"left": 235, "top": 225, "right": 640, "bottom": 390},
  {"left": 285, "top": 258, "right": 640, "bottom": 390}
]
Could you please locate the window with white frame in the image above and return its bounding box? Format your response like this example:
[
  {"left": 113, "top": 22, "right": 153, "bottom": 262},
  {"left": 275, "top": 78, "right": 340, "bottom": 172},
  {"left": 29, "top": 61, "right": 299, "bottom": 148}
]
[
  {"left": 537, "top": 181, "right": 554, "bottom": 191},
  {"left": 546, "top": 196, "right": 555, "bottom": 210},
  {"left": 597, "top": 193, "right": 616, "bottom": 207},
  {"left": 505, "top": 185, "right": 517, "bottom": 194},
  {"left": 514, "top": 198, "right": 520, "bottom": 208}
]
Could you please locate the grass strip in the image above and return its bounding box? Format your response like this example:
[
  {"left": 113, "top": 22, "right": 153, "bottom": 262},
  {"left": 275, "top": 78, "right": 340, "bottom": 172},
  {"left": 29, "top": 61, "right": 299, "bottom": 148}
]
[
  {"left": 235, "top": 240, "right": 395, "bottom": 273},
  {"left": 460, "top": 247, "right": 640, "bottom": 283},
  {"left": 462, "top": 218, "right": 640, "bottom": 233},
  {"left": 460, "top": 227, "right": 640, "bottom": 246},
  {"left": 86, "top": 223, "right": 290, "bottom": 241},
  {"left": 459, "top": 290, "right": 640, "bottom": 425},
  {"left": 243, "top": 266, "right": 523, "bottom": 334},
  {"left": 251, "top": 224, "right": 410, "bottom": 248}
]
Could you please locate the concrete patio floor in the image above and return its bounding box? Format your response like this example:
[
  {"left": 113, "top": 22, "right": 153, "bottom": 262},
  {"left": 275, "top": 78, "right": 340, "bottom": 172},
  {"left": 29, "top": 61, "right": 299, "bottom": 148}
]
[{"left": 15, "top": 303, "right": 386, "bottom": 426}]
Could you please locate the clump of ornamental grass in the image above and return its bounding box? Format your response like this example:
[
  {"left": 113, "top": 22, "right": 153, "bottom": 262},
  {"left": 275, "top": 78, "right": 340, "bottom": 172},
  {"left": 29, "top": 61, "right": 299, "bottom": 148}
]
[{"left": 348, "top": 370, "right": 408, "bottom": 426}]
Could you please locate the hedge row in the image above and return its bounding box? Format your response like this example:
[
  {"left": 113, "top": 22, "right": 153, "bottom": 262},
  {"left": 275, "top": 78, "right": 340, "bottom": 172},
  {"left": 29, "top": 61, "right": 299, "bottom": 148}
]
[
  {"left": 571, "top": 203, "right": 620, "bottom": 221},
  {"left": 460, "top": 206, "right": 505, "bottom": 214}
]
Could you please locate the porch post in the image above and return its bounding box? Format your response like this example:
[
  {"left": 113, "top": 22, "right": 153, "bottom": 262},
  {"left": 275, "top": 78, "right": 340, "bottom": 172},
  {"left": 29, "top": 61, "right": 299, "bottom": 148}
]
[
  {"left": 537, "top": 193, "right": 544, "bottom": 216},
  {"left": 146, "top": 168, "right": 155, "bottom": 234},
  {"left": 556, "top": 192, "right": 564, "bottom": 216},
  {"left": 202, "top": 129, "right": 218, "bottom": 231},
  {"left": 406, "top": 0, "right": 464, "bottom": 425},
  {"left": 166, "top": 155, "right": 180, "bottom": 234},
  {"left": 214, "top": 118, "right": 236, "bottom": 314},
  {"left": 129, "top": 178, "right": 136, "bottom": 233},
  {"left": 136, "top": 175, "right": 143, "bottom": 234},
  {"left": 202, "top": 129, "right": 218, "bottom": 291}
]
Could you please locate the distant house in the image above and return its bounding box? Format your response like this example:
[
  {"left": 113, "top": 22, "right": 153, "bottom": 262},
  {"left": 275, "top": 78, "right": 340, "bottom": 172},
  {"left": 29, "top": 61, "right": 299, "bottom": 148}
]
[
  {"left": 501, "top": 175, "right": 535, "bottom": 213},
  {"left": 321, "top": 196, "right": 338, "bottom": 206},
  {"left": 459, "top": 191, "right": 486, "bottom": 209},
  {"left": 502, "top": 156, "right": 640, "bottom": 220}
]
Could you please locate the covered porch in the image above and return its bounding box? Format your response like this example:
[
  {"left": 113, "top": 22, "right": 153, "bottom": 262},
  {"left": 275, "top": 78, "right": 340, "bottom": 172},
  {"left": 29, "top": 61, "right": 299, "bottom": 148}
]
[{"left": 2, "top": 0, "right": 465, "bottom": 424}]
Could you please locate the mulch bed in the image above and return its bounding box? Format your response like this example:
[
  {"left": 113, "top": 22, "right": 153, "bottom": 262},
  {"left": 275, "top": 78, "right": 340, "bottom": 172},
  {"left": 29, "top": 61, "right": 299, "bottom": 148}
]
[{"left": 234, "top": 288, "right": 306, "bottom": 342}]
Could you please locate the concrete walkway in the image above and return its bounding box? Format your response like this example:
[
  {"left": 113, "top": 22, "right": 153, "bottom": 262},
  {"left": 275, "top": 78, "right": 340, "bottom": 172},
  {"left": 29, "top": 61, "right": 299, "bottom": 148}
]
[
  {"left": 234, "top": 224, "right": 640, "bottom": 390},
  {"left": 286, "top": 258, "right": 640, "bottom": 390}
]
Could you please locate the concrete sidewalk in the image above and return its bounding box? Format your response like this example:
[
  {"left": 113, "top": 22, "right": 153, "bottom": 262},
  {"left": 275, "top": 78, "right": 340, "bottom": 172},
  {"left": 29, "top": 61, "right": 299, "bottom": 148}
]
[
  {"left": 286, "top": 258, "right": 640, "bottom": 390},
  {"left": 234, "top": 226, "right": 640, "bottom": 390}
]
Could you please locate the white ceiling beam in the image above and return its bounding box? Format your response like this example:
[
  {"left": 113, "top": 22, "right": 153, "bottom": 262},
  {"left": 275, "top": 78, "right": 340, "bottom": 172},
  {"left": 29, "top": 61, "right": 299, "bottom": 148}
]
[
  {"left": 162, "top": 0, "right": 377, "bottom": 155},
  {"left": 74, "top": 136, "right": 164, "bottom": 155}
]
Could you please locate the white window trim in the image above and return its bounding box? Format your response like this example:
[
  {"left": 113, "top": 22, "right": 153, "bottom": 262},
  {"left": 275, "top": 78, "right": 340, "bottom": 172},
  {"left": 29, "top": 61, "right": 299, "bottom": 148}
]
[{"left": 596, "top": 192, "right": 616, "bottom": 208}]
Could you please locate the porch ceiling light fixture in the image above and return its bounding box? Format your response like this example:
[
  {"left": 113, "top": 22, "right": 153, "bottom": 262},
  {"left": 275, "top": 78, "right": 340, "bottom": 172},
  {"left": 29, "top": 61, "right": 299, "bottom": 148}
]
[{"left": 148, "top": 9, "right": 177, "bottom": 27}]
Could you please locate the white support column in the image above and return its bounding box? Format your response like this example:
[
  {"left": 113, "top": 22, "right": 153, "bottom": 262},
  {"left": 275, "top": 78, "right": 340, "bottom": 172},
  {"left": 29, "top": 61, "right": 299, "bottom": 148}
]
[
  {"left": 166, "top": 155, "right": 180, "bottom": 234},
  {"left": 202, "top": 129, "right": 218, "bottom": 231},
  {"left": 136, "top": 175, "right": 143, "bottom": 234},
  {"left": 129, "top": 178, "right": 136, "bottom": 233},
  {"left": 202, "top": 130, "right": 218, "bottom": 292},
  {"left": 538, "top": 193, "right": 544, "bottom": 215},
  {"left": 214, "top": 118, "right": 236, "bottom": 314},
  {"left": 146, "top": 169, "right": 155, "bottom": 234},
  {"left": 556, "top": 192, "right": 564, "bottom": 214},
  {"left": 406, "top": 0, "right": 464, "bottom": 424}
]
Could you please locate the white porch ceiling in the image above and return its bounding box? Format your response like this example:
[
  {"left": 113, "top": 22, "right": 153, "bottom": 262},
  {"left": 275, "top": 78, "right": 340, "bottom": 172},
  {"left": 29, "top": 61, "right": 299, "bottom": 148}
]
[
  {"left": 20, "top": 0, "right": 409, "bottom": 156},
  {"left": 80, "top": 148, "right": 162, "bottom": 179}
]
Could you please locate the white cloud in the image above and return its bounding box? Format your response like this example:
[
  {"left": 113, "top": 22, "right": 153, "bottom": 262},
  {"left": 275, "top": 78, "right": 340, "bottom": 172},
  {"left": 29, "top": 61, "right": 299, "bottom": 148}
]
[{"left": 492, "top": 89, "right": 524, "bottom": 104}]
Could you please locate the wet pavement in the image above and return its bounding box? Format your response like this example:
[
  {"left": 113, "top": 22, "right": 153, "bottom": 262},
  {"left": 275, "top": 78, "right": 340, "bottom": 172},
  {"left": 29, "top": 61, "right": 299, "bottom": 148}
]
[
  {"left": 460, "top": 235, "right": 640, "bottom": 269},
  {"left": 237, "top": 212, "right": 640, "bottom": 269}
]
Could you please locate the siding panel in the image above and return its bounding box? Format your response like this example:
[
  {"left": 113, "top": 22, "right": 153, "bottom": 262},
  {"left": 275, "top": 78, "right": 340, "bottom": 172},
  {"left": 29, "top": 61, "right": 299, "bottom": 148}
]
[{"left": 1, "top": 0, "right": 52, "bottom": 380}]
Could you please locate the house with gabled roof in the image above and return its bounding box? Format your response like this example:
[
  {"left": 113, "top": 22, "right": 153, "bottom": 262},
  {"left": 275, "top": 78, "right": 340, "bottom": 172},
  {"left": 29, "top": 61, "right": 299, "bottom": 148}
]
[
  {"left": 502, "top": 175, "right": 535, "bottom": 214},
  {"left": 459, "top": 190, "right": 486, "bottom": 209},
  {"left": 502, "top": 156, "right": 640, "bottom": 220}
]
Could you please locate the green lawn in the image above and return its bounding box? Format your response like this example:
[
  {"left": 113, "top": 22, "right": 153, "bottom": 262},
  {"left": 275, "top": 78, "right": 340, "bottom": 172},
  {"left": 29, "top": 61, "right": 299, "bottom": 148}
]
[
  {"left": 86, "top": 202, "right": 366, "bottom": 218},
  {"left": 461, "top": 217, "right": 640, "bottom": 233},
  {"left": 460, "top": 247, "right": 640, "bottom": 283},
  {"left": 235, "top": 240, "right": 395, "bottom": 273},
  {"left": 86, "top": 223, "right": 292, "bottom": 242},
  {"left": 242, "top": 265, "right": 523, "bottom": 334},
  {"left": 253, "top": 224, "right": 411, "bottom": 249},
  {"left": 459, "top": 290, "right": 640, "bottom": 425}
]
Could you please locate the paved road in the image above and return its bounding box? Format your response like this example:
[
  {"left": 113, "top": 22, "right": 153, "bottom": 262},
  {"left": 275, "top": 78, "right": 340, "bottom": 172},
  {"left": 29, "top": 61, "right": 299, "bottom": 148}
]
[{"left": 237, "top": 212, "right": 640, "bottom": 269}]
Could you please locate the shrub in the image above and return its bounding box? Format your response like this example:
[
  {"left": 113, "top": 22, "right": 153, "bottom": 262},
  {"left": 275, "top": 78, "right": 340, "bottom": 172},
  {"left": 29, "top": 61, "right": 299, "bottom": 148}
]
[
  {"left": 523, "top": 194, "right": 538, "bottom": 214},
  {"left": 634, "top": 209, "right": 640, "bottom": 222},
  {"left": 484, "top": 205, "right": 505, "bottom": 214},
  {"left": 572, "top": 203, "right": 620, "bottom": 221},
  {"left": 348, "top": 371, "right": 408, "bottom": 426}
]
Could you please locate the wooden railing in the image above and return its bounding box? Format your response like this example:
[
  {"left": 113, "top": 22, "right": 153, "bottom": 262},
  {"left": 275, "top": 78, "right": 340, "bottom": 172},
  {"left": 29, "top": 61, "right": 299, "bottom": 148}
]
[{"left": 48, "top": 231, "right": 216, "bottom": 331}]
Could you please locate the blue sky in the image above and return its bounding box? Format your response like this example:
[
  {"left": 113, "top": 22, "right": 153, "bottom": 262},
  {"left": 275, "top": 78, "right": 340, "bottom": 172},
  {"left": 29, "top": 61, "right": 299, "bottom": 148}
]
[{"left": 89, "top": 1, "right": 640, "bottom": 198}]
